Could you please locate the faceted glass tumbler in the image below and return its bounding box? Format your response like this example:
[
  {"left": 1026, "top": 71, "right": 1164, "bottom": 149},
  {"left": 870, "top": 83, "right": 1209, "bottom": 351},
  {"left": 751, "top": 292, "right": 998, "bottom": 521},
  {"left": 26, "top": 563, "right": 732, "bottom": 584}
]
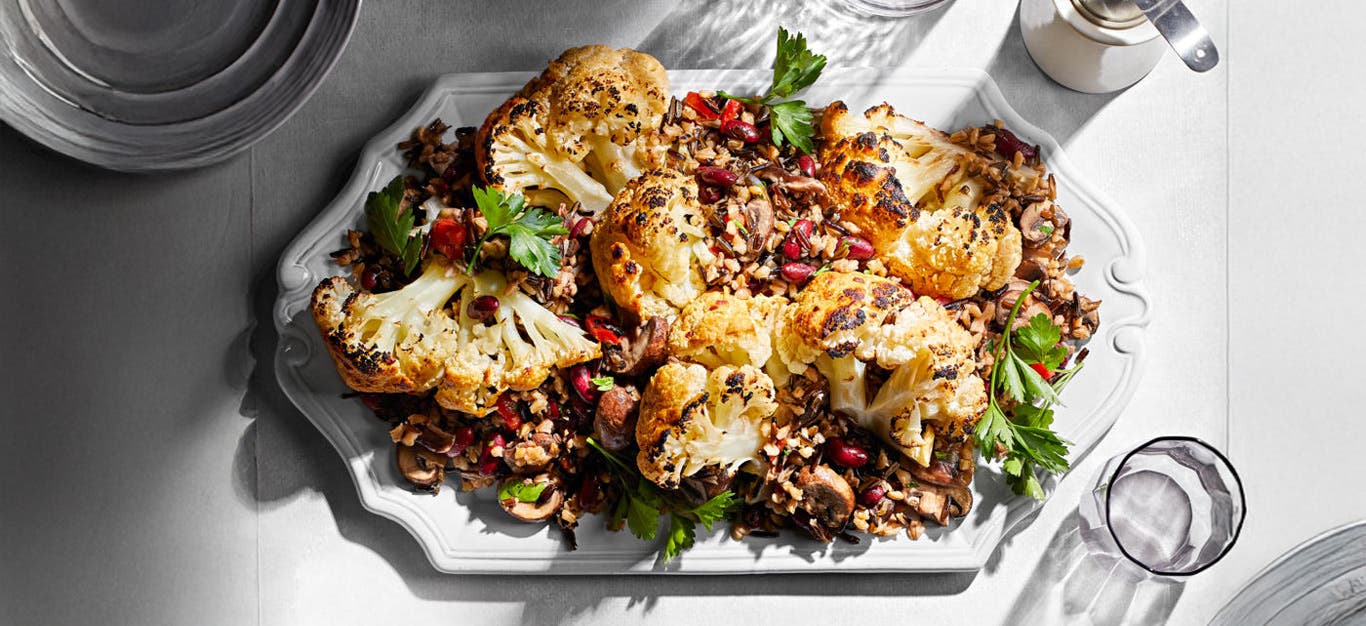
[
  {"left": 842, "top": 0, "right": 954, "bottom": 18},
  {"left": 1078, "top": 436, "right": 1246, "bottom": 576}
]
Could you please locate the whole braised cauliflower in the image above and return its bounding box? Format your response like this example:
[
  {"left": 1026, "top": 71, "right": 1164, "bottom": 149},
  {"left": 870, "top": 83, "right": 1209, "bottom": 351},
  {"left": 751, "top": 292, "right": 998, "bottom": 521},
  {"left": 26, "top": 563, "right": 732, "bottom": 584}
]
[
  {"left": 590, "top": 168, "right": 716, "bottom": 321},
  {"left": 819, "top": 102, "right": 1023, "bottom": 300},
  {"left": 310, "top": 257, "right": 600, "bottom": 415},
  {"left": 777, "top": 272, "right": 986, "bottom": 466},
  {"left": 636, "top": 362, "right": 778, "bottom": 489},
  {"left": 477, "top": 45, "right": 669, "bottom": 214},
  {"left": 667, "top": 291, "right": 788, "bottom": 375}
]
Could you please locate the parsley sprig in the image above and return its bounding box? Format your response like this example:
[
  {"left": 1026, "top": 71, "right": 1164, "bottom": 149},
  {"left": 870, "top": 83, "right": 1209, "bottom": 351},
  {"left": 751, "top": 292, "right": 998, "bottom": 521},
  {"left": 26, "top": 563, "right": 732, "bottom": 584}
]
[
  {"left": 586, "top": 437, "right": 739, "bottom": 562},
  {"left": 364, "top": 176, "right": 426, "bottom": 276},
  {"left": 468, "top": 186, "right": 568, "bottom": 277},
  {"left": 721, "top": 27, "right": 827, "bottom": 154},
  {"left": 497, "top": 480, "right": 549, "bottom": 503},
  {"left": 975, "top": 280, "right": 1085, "bottom": 499}
]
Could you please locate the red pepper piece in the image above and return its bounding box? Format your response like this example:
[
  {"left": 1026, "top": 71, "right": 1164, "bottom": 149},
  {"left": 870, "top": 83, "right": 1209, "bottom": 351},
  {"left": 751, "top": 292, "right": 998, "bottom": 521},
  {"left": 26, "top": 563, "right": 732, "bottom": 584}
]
[
  {"left": 720, "top": 98, "right": 744, "bottom": 122},
  {"left": 683, "top": 92, "right": 719, "bottom": 120},
  {"left": 584, "top": 316, "right": 624, "bottom": 344},
  {"left": 1029, "top": 362, "right": 1053, "bottom": 380}
]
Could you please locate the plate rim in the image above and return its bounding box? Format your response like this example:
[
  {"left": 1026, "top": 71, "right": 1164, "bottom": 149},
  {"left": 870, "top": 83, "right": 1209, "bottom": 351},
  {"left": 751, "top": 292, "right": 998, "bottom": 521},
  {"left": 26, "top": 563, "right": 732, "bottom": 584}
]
[{"left": 272, "top": 66, "right": 1152, "bottom": 574}]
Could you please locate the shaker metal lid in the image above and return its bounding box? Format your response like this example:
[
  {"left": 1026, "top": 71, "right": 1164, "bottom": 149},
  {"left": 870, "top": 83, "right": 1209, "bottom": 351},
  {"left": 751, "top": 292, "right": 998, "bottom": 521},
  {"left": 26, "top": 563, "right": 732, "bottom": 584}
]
[{"left": 1071, "top": 0, "right": 1148, "bottom": 28}]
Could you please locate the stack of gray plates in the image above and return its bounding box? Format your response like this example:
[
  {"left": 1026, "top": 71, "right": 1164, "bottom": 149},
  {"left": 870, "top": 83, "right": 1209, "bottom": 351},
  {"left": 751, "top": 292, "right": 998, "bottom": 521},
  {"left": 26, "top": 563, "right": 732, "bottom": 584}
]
[{"left": 0, "top": 0, "right": 360, "bottom": 171}]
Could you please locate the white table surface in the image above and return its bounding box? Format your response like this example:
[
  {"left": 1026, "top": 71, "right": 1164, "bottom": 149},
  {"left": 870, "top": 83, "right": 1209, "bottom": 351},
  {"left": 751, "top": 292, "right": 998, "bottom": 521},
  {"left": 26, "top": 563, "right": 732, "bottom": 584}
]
[{"left": 2, "top": 1, "right": 1362, "bottom": 624}]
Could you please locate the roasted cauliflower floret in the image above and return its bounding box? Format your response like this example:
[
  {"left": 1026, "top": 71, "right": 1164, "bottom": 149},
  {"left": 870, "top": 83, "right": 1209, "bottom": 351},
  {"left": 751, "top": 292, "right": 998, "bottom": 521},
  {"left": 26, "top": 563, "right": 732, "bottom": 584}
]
[
  {"left": 477, "top": 45, "right": 669, "bottom": 214},
  {"left": 521, "top": 44, "right": 669, "bottom": 192},
  {"left": 667, "top": 292, "right": 787, "bottom": 374},
  {"left": 435, "top": 269, "right": 601, "bottom": 414},
  {"left": 636, "top": 363, "right": 778, "bottom": 489},
  {"left": 819, "top": 102, "right": 1023, "bottom": 300},
  {"left": 310, "top": 258, "right": 599, "bottom": 415},
  {"left": 777, "top": 272, "right": 986, "bottom": 466},
  {"left": 311, "top": 260, "right": 465, "bottom": 394},
  {"left": 590, "top": 169, "right": 716, "bottom": 321},
  {"left": 476, "top": 97, "right": 615, "bottom": 214}
]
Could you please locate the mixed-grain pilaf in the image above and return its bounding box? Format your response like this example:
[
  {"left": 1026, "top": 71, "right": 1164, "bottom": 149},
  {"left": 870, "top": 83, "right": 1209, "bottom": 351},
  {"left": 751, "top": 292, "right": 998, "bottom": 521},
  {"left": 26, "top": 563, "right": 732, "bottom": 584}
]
[{"left": 312, "top": 32, "right": 1099, "bottom": 560}]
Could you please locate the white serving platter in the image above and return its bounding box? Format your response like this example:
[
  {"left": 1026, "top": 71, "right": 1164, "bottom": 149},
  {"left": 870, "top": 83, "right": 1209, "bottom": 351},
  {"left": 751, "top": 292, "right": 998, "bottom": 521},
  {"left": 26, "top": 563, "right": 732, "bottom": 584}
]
[{"left": 273, "top": 68, "right": 1151, "bottom": 574}]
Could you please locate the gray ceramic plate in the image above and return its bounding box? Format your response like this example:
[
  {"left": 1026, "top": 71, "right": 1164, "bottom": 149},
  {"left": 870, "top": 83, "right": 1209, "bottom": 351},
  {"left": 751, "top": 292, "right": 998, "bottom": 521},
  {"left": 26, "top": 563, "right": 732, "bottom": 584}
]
[
  {"left": 1213, "top": 521, "right": 1366, "bottom": 625},
  {"left": 0, "top": 0, "right": 359, "bottom": 171}
]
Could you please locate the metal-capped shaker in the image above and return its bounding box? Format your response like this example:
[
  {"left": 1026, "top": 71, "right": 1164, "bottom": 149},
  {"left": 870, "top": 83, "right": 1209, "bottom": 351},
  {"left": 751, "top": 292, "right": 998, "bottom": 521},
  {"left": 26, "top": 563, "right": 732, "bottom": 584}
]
[{"left": 1021, "top": 0, "right": 1219, "bottom": 94}]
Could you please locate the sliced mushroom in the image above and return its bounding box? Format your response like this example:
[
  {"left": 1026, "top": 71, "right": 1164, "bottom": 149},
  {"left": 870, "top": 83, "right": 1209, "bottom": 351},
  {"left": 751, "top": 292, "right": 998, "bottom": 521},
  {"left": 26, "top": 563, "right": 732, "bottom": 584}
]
[
  {"left": 1020, "top": 201, "right": 1053, "bottom": 245},
  {"left": 907, "top": 457, "right": 963, "bottom": 488},
  {"left": 752, "top": 163, "right": 827, "bottom": 196},
  {"left": 742, "top": 197, "right": 775, "bottom": 260},
  {"left": 604, "top": 316, "right": 670, "bottom": 377},
  {"left": 796, "top": 465, "right": 855, "bottom": 528},
  {"left": 1073, "top": 294, "right": 1101, "bottom": 338},
  {"left": 504, "top": 432, "right": 560, "bottom": 473},
  {"left": 498, "top": 474, "right": 564, "bottom": 522},
  {"left": 397, "top": 444, "right": 445, "bottom": 492},
  {"left": 944, "top": 485, "right": 973, "bottom": 518},
  {"left": 995, "top": 278, "right": 1054, "bottom": 328},
  {"left": 593, "top": 384, "right": 641, "bottom": 451},
  {"left": 1014, "top": 257, "right": 1051, "bottom": 282},
  {"left": 678, "top": 466, "right": 736, "bottom": 506}
]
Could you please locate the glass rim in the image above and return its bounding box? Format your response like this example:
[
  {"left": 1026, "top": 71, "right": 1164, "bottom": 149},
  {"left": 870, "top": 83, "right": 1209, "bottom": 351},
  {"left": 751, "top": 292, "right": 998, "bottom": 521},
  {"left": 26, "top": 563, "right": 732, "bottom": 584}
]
[{"left": 1103, "top": 435, "right": 1247, "bottom": 577}]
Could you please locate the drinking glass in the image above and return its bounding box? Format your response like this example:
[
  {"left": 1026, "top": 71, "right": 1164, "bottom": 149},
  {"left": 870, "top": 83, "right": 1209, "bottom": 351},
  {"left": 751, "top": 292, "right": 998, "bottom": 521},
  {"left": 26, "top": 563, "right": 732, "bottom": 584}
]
[
  {"left": 842, "top": 0, "right": 954, "bottom": 18},
  {"left": 1078, "top": 436, "right": 1245, "bottom": 576}
]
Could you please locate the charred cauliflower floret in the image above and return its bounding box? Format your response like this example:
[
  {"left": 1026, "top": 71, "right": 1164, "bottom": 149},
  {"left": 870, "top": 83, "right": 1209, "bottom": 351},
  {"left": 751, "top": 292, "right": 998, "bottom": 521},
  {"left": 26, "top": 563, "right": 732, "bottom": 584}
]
[
  {"left": 776, "top": 272, "right": 986, "bottom": 466},
  {"left": 667, "top": 291, "right": 788, "bottom": 374},
  {"left": 521, "top": 44, "right": 669, "bottom": 193},
  {"left": 310, "top": 258, "right": 599, "bottom": 415},
  {"left": 590, "top": 169, "right": 716, "bottom": 321},
  {"left": 435, "top": 269, "right": 601, "bottom": 414},
  {"left": 311, "top": 261, "right": 464, "bottom": 395},
  {"left": 477, "top": 45, "right": 669, "bottom": 214},
  {"left": 820, "top": 102, "right": 1023, "bottom": 300},
  {"left": 636, "top": 363, "right": 778, "bottom": 489}
]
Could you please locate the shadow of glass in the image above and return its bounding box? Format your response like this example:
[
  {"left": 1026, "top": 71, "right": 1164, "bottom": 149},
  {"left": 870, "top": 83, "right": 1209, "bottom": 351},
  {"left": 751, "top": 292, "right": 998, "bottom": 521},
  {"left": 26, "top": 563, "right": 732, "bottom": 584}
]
[
  {"left": 1007, "top": 509, "right": 1185, "bottom": 624},
  {"left": 983, "top": 5, "right": 1124, "bottom": 147},
  {"left": 637, "top": 0, "right": 948, "bottom": 70}
]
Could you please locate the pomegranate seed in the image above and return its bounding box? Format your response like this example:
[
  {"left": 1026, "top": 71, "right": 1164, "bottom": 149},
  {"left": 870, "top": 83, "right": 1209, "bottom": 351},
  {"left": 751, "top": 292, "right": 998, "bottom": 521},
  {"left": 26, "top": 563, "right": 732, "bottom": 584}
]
[
  {"left": 430, "top": 218, "right": 467, "bottom": 259},
  {"left": 477, "top": 433, "right": 506, "bottom": 475},
  {"left": 994, "top": 127, "right": 1037, "bottom": 162},
  {"left": 860, "top": 484, "right": 887, "bottom": 506},
  {"left": 569, "top": 216, "right": 594, "bottom": 239},
  {"left": 827, "top": 437, "right": 869, "bottom": 468},
  {"left": 797, "top": 154, "right": 817, "bottom": 177},
  {"left": 721, "top": 119, "right": 761, "bottom": 143},
  {"left": 698, "top": 185, "right": 723, "bottom": 204},
  {"left": 360, "top": 266, "right": 379, "bottom": 291},
  {"left": 468, "top": 295, "right": 500, "bottom": 321},
  {"left": 448, "top": 426, "right": 476, "bottom": 456},
  {"left": 781, "top": 219, "right": 814, "bottom": 259},
  {"left": 570, "top": 364, "right": 598, "bottom": 403},
  {"left": 695, "top": 166, "right": 738, "bottom": 187},
  {"left": 548, "top": 400, "right": 561, "bottom": 421},
  {"left": 840, "top": 236, "right": 875, "bottom": 260},
  {"left": 780, "top": 262, "right": 815, "bottom": 284},
  {"left": 577, "top": 473, "right": 601, "bottom": 508},
  {"left": 495, "top": 393, "right": 521, "bottom": 430}
]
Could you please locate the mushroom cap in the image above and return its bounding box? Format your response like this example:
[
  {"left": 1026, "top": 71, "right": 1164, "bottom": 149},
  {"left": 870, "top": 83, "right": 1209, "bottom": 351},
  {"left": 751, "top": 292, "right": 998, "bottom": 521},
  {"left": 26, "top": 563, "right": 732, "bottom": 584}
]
[
  {"left": 498, "top": 475, "right": 565, "bottom": 522},
  {"left": 396, "top": 444, "right": 446, "bottom": 491},
  {"left": 796, "top": 465, "right": 855, "bottom": 528}
]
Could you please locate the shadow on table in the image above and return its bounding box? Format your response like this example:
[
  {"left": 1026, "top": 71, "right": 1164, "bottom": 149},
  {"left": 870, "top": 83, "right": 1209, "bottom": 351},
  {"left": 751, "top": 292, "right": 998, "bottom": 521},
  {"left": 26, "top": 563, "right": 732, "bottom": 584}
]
[
  {"left": 1007, "top": 509, "right": 1185, "bottom": 624},
  {"left": 983, "top": 5, "right": 1125, "bottom": 148},
  {"left": 637, "top": 0, "right": 946, "bottom": 73}
]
